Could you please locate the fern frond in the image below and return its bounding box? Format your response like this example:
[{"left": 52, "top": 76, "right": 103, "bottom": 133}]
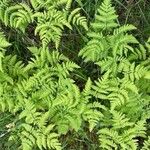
[
  {"left": 110, "top": 33, "right": 138, "bottom": 57},
  {"left": 83, "top": 101, "right": 105, "bottom": 131},
  {"left": 113, "top": 24, "right": 136, "bottom": 35},
  {"left": 91, "top": 0, "right": 118, "bottom": 32},
  {"left": 98, "top": 128, "right": 121, "bottom": 149},
  {"left": 3, "top": 55, "right": 25, "bottom": 78},
  {"left": 68, "top": 8, "right": 88, "bottom": 30},
  {"left": 0, "top": 32, "right": 11, "bottom": 72},
  {"left": 82, "top": 77, "right": 92, "bottom": 97},
  {"left": 79, "top": 39, "right": 106, "bottom": 62},
  {"left": 2, "top": 3, "right": 33, "bottom": 32},
  {"left": 120, "top": 63, "right": 148, "bottom": 81},
  {"left": 0, "top": 0, "right": 11, "bottom": 21},
  {"left": 111, "top": 110, "right": 134, "bottom": 129},
  {"left": 142, "top": 136, "right": 150, "bottom": 150},
  {"left": 98, "top": 120, "right": 146, "bottom": 150},
  {"left": 34, "top": 9, "right": 71, "bottom": 49},
  {"left": 18, "top": 123, "right": 61, "bottom": 150},
  {"left": 129, "top": 44, "right": 147, "bottom": 61}
]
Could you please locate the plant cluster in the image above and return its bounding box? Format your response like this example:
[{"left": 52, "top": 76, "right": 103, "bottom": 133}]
[{"left": 0, "top": 0, "right": 149, "bottom": 149}]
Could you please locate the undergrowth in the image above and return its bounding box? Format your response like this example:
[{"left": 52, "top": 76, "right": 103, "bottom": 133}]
[{"left": 0, "top": 0, "right": 150, "bottom": 150}]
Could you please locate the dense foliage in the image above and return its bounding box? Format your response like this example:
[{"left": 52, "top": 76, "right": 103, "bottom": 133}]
[{"left": 0, "top": 0, "right": 149, "bottom": 149}]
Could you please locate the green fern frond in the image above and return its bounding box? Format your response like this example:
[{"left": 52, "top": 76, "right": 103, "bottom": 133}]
[
  {"left": 110, "top": 33, "right": 138, "bottom": 57},
  {"left": 34, "top": 9, "right": 71, "bottom": 49},
  {"left": 129, "top": 44, "right": 147, "bottom": 61},
  {"left": 98, "top": 120, "right": 146, "bottom": 150},
  {"left": 120, "top": 63, "right": 148, "bottom": 81},
  {"left": 98, "top": 128, "right": 121, "bottom": 149},
  {"left": 2, "top": 3, "right": 33, "bottom": 32},
  {"left": 0, "top": 0, "right": 11, "bottom": 21},
  {"left": 142, "top": 136, "right": 150, "bottom": 150},
  {"left": 68, "top": 8, "right": 88, "bottom": 30},
  {"left": 79, "top": 39, "right": 106, "bottom": 62},
  {"left": 113, "top": 24, "right": 136, "bottom": 35},
  {"left": 83, "top": 102, "right": 105, "bottom": 132},
  {"left": 91, "top": 0, "right": 118, "bottom": 32},
  {"left": 18, "top": 123, "right": 61, "bottom": 150},
  {"left": 111, "top": 110, "right": 134, "bottom": 129},
  {"left": 82, "top": 77, "right": 92, "bottom": 97},
  {"left": 0, "top": 32, "right": 11, "bottom": 72}
]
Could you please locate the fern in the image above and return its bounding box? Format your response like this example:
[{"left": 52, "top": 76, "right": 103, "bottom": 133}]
[
  {"left": 0, "top": 39, "right": 106, "bottom": 148},
  {"left": 98, "top": 119, "right": 146, "bottom": 150},
  {"left": 0, "top": 31, "right": 11, "bottom": 72},
  {"left": 68, "top": 8, "right": 88, "bottom": 31},
  {"left": 142, "top": 136, "right": 150, "bottom": 150},
  {"left": 0, "top": 0, "right": 87, "bottom": 49},
  {"left": 0, "top": 0, "right": 150, "bottom": 149},
  {"left": 33, "top": 9, "right": 71, "bottom": 49},
  {"left": 79, "top": 1, "right": 150, "bottom": 149},
  {"left": 91, "top": 0, "right": 118, "bottom": 32},
  {"left": 9, "top": 122, "right": 61, "bottom": 150},
  {"left": 1, "top": 3, "right": 33, "bottom": 32}
]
